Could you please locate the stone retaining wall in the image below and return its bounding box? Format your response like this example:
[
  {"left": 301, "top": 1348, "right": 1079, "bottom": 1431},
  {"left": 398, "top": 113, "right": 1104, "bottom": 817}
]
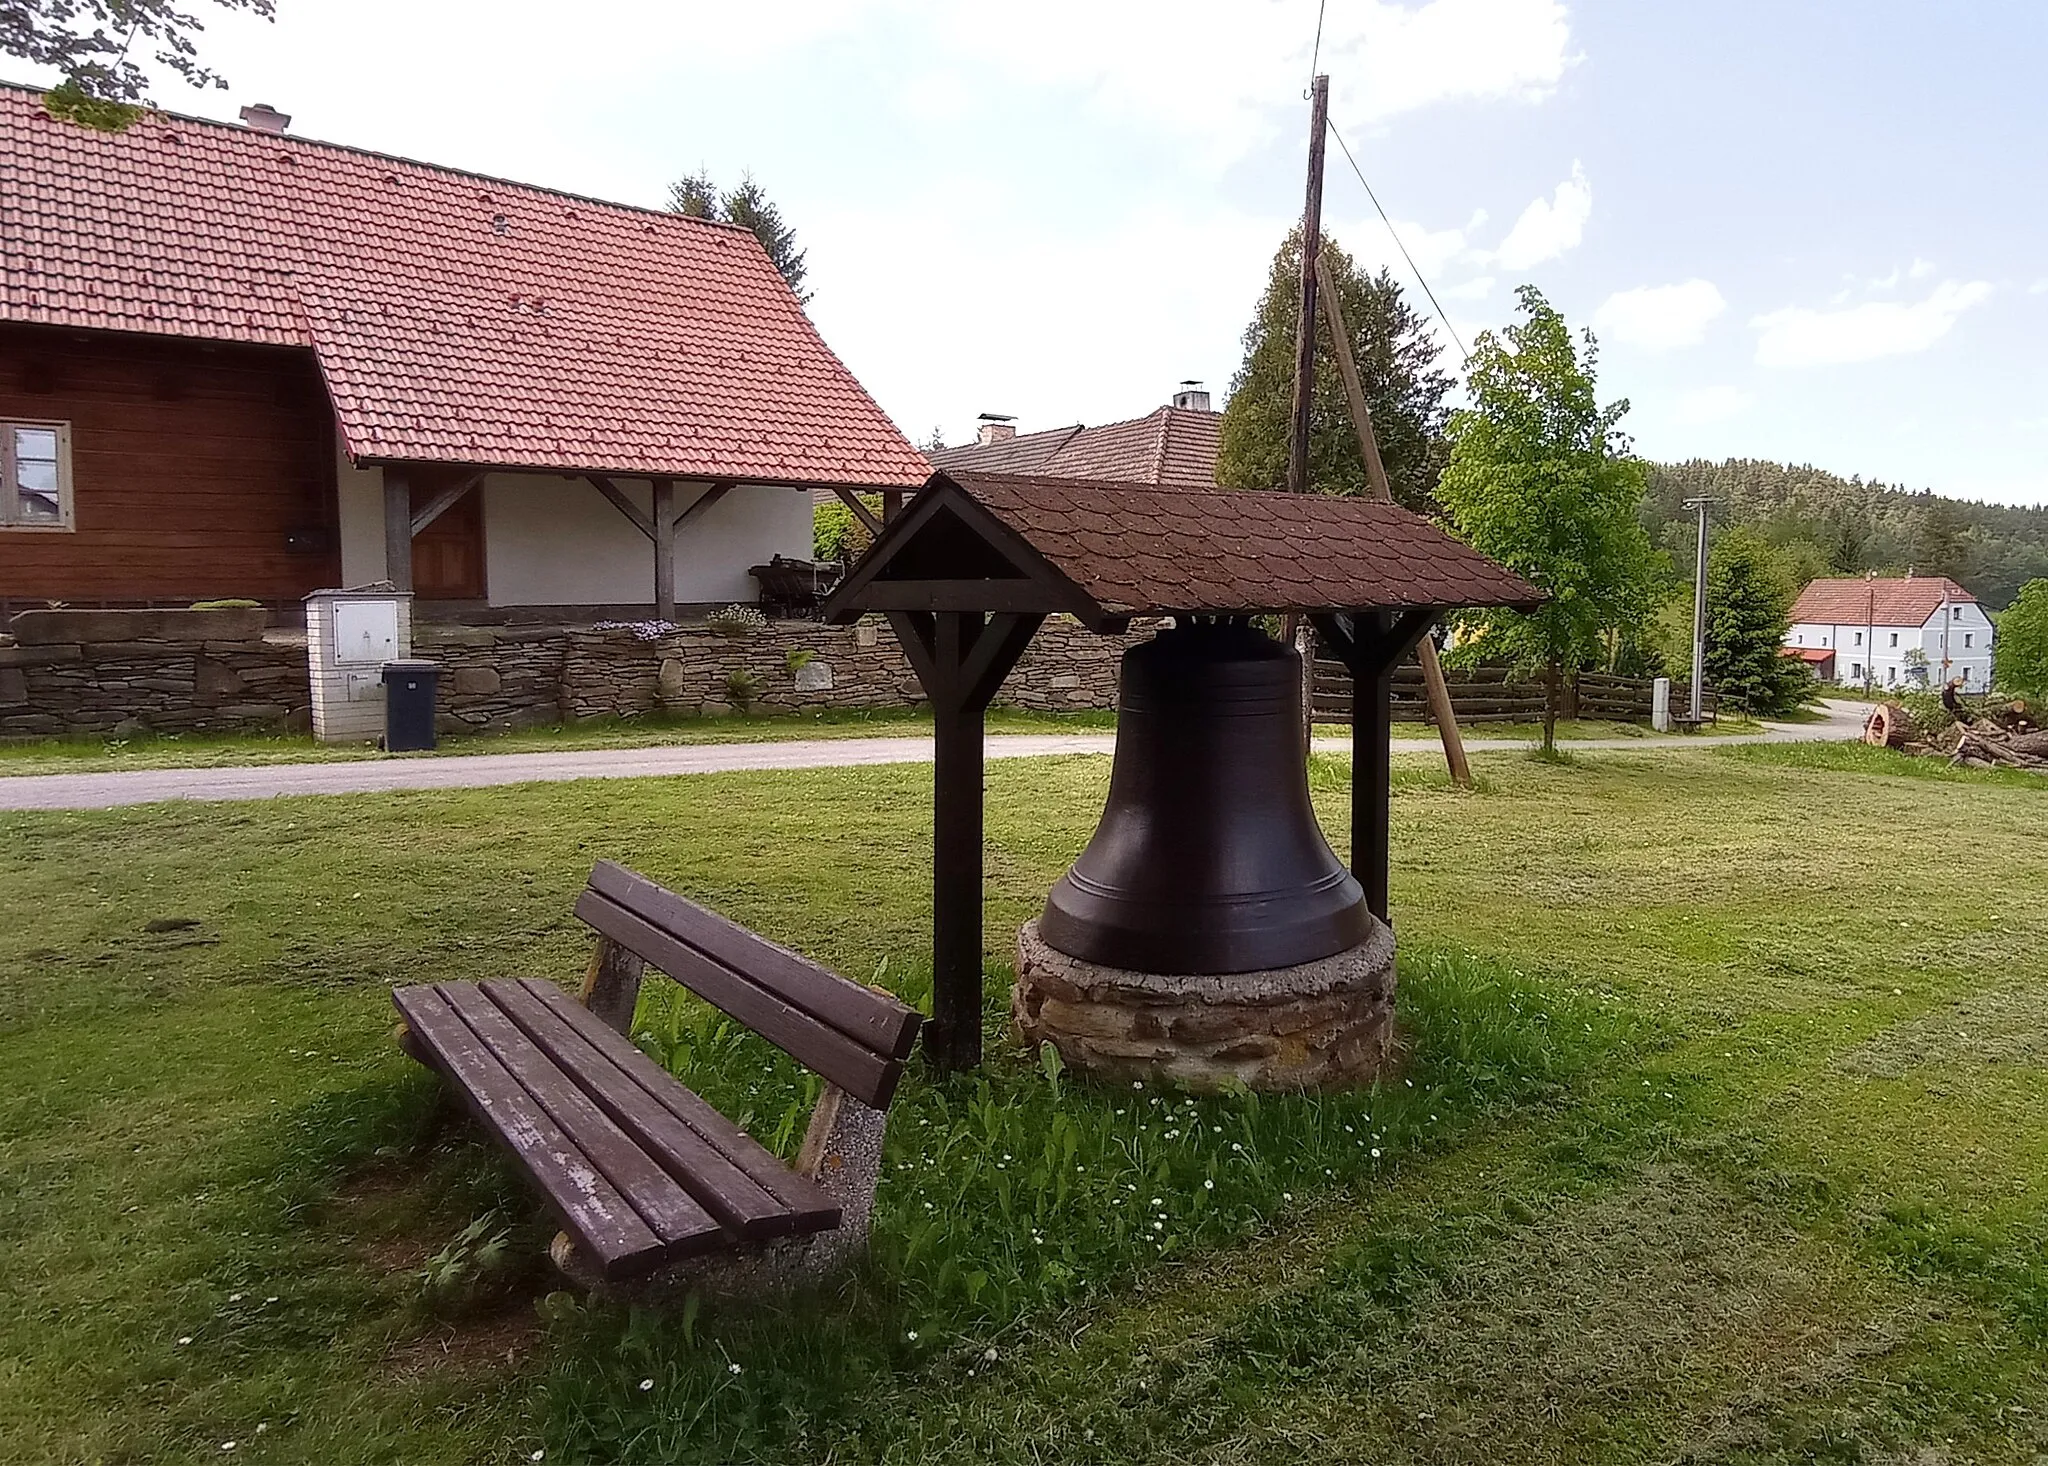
[
  {"left": 0, "top": 630, "right": 309, "bottom": 739},
  {"left": 1, "top": 614, "right": 1150, "bottom": 740}
]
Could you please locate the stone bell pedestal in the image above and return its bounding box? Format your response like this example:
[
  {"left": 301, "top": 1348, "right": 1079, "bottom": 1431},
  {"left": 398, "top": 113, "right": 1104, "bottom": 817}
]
[{"left": 1013, "top": 918, "right": 1396, "bottom": 1092}]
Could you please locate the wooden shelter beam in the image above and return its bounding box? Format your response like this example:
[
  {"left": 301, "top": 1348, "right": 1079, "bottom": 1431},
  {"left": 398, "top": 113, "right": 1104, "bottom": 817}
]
[
  {"left": 675, "top": 481, "right": 734, "bottom": 531},
  {"left": 383, "top": 468, "right": 413, "bottom": 592},
  {"left": 1312, "top": 607, "right": 1442, "bottom": 924},
  {"left": 651, "top": 478, "right": 677, "bottom": 621},
  {"left": 408, "top": 472, "right": 484, "bottom": 537},
  {"left": 879, "top": 608, "right": 1045, "bottom": 1071},
  {"left": 831, "top": 486, "right": 884, "bottom": 535},
  {"left": 586, "top": 474, "right": 654, "bottom": 542}
]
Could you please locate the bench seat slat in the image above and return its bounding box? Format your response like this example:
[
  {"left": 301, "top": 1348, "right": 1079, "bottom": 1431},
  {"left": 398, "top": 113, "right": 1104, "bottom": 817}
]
[
  {"left": 392, "top": 984, "right": 666, "bottom": 1280},
  {"left": 575, "top": 889, "right": 903, "bottom": 1108},
  {"left": 588, "top": 861, "right": 920, "bottom": 1060},
  {"left": 517, "top": 978, "right": 842, "bottom": 1233},
  {"left": 481, "top": 979, "right": 827, "bottom": 1241},
  {"left": 436, "top": 983, "right": 727, "bottom": 1258}
]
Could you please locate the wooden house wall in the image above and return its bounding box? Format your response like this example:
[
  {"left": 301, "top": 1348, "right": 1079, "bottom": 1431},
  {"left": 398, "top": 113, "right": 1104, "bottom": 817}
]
[{"left": 0, "top": 325, "right": 340, "bottom": 606}]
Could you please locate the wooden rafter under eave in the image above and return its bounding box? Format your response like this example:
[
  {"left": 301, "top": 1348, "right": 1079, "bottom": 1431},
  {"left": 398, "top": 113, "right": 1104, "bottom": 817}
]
[{"left": 820, "top": 472, "right": 1109, "bottom": 630}]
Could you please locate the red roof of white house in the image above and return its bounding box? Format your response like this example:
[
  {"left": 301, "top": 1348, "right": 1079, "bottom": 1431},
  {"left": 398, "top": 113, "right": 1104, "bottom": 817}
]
[
  {"left": 0, "top": 86, "right": 928, "bottom": 487},
  {"left": 1788, "top": 576, "right": 1975, "bottom": 627}
]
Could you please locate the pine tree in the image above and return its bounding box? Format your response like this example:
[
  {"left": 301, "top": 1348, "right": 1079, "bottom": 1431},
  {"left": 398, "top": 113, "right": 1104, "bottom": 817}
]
[
  {"left": 1703, "top": 529, "right": 1812, "bottom": 717},
  {"left": 1216, "top": 230, "right": 1452, "bottom": 511},
  {"left": 665, "top": 172, "right": 811, "bottom": 305}
]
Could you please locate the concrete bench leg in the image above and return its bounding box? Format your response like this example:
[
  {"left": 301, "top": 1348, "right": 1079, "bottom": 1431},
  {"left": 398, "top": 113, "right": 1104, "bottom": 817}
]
[{"left": 550, "top": 1085, "right": 888, "bottom": 1299}]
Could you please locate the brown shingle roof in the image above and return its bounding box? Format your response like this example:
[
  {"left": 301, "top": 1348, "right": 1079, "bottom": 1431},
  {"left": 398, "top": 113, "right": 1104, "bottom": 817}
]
[
  {"left": 1789, "top": 576, "right": 1975, "bottom": 627},
  {"left": 828, "top": 471, "right": 1540, "bottom": 627},
  {"left": 929, "top": 406, "right": 1221, "bottom": 490}
]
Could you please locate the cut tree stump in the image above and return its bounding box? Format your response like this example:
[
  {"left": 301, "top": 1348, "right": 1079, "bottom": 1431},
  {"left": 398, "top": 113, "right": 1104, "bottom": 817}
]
[{"left": 1864, "top": 703, "right": 1911, "bottom": 748}]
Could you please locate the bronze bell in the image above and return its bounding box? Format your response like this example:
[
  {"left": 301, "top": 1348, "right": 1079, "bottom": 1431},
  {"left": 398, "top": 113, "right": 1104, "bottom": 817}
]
[{"left": 1039, "top": 620, "right": 1369, "bottom": 975}]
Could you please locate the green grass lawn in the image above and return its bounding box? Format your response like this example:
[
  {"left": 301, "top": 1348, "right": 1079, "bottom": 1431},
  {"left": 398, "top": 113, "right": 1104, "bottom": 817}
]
[{"left": 2, "top": 744, "right": 2044, "bottom": 1463}]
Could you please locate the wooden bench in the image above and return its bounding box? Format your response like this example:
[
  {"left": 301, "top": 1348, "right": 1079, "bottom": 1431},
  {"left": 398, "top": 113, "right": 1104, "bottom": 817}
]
[{"left": 393, "top": 860, "right": 921, "bottom": 1291}]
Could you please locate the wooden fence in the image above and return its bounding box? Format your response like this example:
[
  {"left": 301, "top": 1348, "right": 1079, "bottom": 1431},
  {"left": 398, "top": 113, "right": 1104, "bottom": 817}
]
[{"left": 1309, "top": 659, "right": 1715, "bottom": 726}]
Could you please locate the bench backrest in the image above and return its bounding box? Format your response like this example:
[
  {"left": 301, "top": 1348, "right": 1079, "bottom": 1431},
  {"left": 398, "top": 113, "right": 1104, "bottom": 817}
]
[{"left": 573, "top": 861, "right": 922, "bottom": 1108}]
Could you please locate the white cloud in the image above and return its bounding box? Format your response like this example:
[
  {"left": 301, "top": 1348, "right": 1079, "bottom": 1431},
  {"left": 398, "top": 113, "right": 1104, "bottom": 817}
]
[
  {"left": 1592, "top": 279, "right": 1726, "bottom": 351},
  {"left": 1868, "top": 258, "right": 1936, "bottom": 290},
  {"left": 1441, "top": 275, "right": 1497, "bottom": 301},
  {"left": 933, "top": 0, "right": 1576, "bottom": 169},
  {"left": 1672, "top": 386, "right": 1756, "bottom": 425},
  {"left": 1491, "top": 161, "right": 1591, "bottom": 271},
  {"left": 2031, "top": 279, "right": 2048, "bottom": 295},
  {"left": 1751, "top": 280, "right": 1994, "bottom": 367}
]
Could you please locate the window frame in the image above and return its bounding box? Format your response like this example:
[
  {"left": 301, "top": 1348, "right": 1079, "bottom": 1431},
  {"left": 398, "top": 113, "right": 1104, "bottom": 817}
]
[{"left": 1, "top": 418, "right": 75, "bottom": 532}]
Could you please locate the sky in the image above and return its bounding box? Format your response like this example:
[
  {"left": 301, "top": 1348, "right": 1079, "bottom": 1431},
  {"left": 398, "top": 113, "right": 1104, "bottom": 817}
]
[{"left": 14, "top": 0, "right": 2047, "bottom": 503}]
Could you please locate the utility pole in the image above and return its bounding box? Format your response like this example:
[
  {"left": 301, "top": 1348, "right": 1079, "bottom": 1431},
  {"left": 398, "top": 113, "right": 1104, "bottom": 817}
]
[
  {"left": 1285, "top": 74, "right": 1330, "bottom": 495},
  {"left": 1315, "top": 254, "right": 1471, "bottom": 786},
  {"left": 1284, "top": 74, "right": 1331, "bottom": 748},
  {"left": 1685, "top": 497, "right": 1712, "bottom": 723}
]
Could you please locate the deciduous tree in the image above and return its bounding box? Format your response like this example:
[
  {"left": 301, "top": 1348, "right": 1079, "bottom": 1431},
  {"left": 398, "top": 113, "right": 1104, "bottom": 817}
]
[
  {"left": 1216, "top": 230, "right": 1452, "bottom": 510},
  {"left": 1995, "top": 579, "right": 2048, "bottom": 699},
  {"left": 5, "top": 0, "right": 272, "bottom": 129},
  {"left": 1436, "top": 286, "right": 1661, "bottom": 749}
]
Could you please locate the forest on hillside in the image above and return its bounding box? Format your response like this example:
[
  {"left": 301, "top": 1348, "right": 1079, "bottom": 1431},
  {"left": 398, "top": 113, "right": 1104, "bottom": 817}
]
[{"left": 1643, "top": 459, "right": 2048, "bottom": 611}]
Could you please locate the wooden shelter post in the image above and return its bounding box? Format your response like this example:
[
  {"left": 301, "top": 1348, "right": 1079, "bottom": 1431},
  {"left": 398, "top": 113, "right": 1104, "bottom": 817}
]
[
  {"left": 382, "top": 468, "right": 413, "bottom": 591},
  {"left": 884, "top": 609, "right": 1045, "bottom": 1071},
  {"left": 1315, "top": 609, "right": 1439, "bottom": 924},
  {"left": 651, "top": 478, "right": 677, "bottom": 620}
]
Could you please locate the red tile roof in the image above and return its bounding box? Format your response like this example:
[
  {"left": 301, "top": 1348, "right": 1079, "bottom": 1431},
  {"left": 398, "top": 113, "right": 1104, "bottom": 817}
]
[
  {"left": 929, "top": 405, "right": 1221, "bottom": 490},
  {"left": 1785, "top": 646, "right": 1837, "bottom": 665},
  {"left": 0, "top": 85, "right": 928, "bottom": 487},
  {"left": 939, "top": 471, "right": 1541, "bottom": 617},
  {"left": 1788, "top": 576, "right": 1975, "bottom": 628}
]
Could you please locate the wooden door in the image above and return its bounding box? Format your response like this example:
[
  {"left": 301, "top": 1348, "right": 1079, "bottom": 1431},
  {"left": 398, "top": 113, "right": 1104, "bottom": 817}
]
[{"left": 411, "top": 481, "right": 486, "bottom": 600}]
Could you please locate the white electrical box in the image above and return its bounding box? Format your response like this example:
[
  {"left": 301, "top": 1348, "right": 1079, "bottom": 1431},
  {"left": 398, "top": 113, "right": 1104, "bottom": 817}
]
[{"left": 332, "top": 600, "right": 401, "bottom": 666}]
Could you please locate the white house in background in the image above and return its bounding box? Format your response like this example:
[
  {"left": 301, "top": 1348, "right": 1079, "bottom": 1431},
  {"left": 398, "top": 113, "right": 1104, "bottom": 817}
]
[{"left": 1785, "top": 575, "right": 1996, "bottom": 691}]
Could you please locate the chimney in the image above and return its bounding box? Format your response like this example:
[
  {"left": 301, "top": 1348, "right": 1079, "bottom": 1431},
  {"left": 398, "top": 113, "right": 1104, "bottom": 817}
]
[
  {"left": 1172, "top": 379, "right": 1212, "bottom": 412},
  {"left": 977, "top": 412, "right": 1017, "bottom": 446},
  {"left": 239, "top": 103, "right": 291, "bottom": 134}
]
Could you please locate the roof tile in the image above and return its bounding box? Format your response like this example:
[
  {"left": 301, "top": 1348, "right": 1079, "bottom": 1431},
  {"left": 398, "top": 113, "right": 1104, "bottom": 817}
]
[
  {"left": 941, "top": 471, "right": 1540, "bottom": 616},
  {"left": 0, "top": 87, "right": 928, "bottom": 486}
]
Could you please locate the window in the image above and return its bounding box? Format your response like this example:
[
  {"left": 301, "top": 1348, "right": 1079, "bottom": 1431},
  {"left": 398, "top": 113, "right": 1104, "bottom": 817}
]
[
  {"left": 2, "top": 420, "right": 71, "bottom": 529},
  {"left": 1964, "top": 633, "right": 1974, "bottom": 648},
  {"left": 1853, "top": 631, "right": 1863, "bottom": 646},
  {"left": 1889, "top": 632, "right": 1899, "bottom": 648},
  {"left": 1954, "top": 606, "right": 1966, "bottom": 620},
  {"left": 1851, "top": 662, "right": 1864, "bottom": 680},
  {"left": 1885, "top": 667, "right": 1896, "bottom": 685}
]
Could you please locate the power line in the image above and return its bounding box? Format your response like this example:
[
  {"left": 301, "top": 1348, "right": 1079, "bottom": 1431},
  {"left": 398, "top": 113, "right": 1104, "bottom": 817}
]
[
  {"left": 1308, "top": 0, "right": 1328, "bottom": 85},
  {"left": 1324, "top": 117, "right": 1471, "bottom": 364}
]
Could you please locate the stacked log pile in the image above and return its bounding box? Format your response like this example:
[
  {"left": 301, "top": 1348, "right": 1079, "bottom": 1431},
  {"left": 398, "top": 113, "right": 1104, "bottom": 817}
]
[{"left": 1866, "top": 691, "right": 2047, "bottom": 772}]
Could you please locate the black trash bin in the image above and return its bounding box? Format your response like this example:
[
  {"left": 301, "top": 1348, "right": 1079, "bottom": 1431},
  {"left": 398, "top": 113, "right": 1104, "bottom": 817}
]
[{"left": 381, "top": 659, "right": 440, "bottom": 752}]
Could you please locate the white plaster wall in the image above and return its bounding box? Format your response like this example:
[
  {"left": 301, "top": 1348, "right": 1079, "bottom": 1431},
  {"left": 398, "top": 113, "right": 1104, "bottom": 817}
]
[
  {"left": 1786, "top": 608, "right": 1995, "bottom": 690},
  {"left": 336, "top": 449, "right": 387, "bottom": 586},
  {"left": 481, "top": 475, "right": 812, "bottom": 607}
]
